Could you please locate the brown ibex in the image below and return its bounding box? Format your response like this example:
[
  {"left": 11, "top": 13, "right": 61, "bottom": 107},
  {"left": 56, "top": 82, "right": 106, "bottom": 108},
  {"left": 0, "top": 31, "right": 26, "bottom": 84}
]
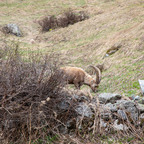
[{"left": 60, "top": 66, "right": 101, "bottom": 92}]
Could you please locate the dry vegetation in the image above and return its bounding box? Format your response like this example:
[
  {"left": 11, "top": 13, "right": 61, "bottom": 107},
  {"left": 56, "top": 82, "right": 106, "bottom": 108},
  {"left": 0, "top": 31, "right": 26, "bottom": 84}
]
[
  {"left": 0, "top": 43, "right": 143, "bottom": 144},
  {"left": 0, "top": 0, "right": 144, "bottom": 143},
  {"left": 38, "top": 10, "right": 89, "bottom": 32},
  {"left": 0, "top": 0, "right": 143, "bottom": 96},
  {"left": 0, "top": 41, "right": 67, "bottom": 144}
]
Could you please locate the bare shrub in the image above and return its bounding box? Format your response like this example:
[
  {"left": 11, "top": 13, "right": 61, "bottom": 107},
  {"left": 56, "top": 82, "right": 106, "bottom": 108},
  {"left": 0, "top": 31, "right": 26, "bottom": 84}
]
[
  {"left": 38, "top": 10, "right": 89, "bottom": 32},
  {"left": 64, "top": 11, "right": 89, "bottom": 25},
  {"left": 0, "top": 41, "right": 74, "bottom": 144},
  {"left": 38, "top": 15, "right": 58, "bottom": 32}
]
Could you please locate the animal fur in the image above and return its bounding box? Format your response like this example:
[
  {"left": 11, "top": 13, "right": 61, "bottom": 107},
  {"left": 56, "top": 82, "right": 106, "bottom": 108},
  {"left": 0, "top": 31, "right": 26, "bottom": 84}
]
[{"left": 60, "top": 66, "right": 101, "bottom": 92}]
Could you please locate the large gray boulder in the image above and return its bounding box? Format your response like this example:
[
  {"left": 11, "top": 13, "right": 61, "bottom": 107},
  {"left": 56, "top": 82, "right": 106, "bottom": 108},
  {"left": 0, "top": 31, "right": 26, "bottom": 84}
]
[{"left": 98, "top": 93, "right": 122, "bottom": 104}]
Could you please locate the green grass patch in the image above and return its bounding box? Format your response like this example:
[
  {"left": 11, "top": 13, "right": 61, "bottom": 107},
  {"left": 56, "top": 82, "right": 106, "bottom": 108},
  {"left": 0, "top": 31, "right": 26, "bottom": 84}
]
[
  {"left": 75, "top": 0, "right": 86, "bottom": 6},
  {"left": 32, "top": 135, "right": 58, "bottom": 144}
]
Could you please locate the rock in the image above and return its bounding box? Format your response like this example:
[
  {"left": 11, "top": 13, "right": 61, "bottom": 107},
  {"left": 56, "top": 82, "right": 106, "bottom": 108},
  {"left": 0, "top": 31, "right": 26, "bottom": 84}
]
[
  {"left": 132, "top": 95, "right": 140, "bottom": 101},
  {"left": 139, "top": 80, "right": 144, "bottom": 96},
  {"left": 138, "top": 98, "right": 144, "bottom": 104},
  {"left": 30, "top": 39, "right": 35, "bottom": 44},
  {"left": 104, "top": 53, "right": 109, "bottom": 58},
  {"left": 57, "top": 100, "right": 70, "bottom": 111},
  {"left": 139, "top": 113, "right": 144, "bottom": 126},
  {"left": 75, "top": 102, "right": 93, "bottom": 118},
  {"left": 113, "top": 120, "right": 128, "bottom": 131},
  {"left": 100, "top": 119, "right": 107, "bottom": 128},
  {"left": 137, "top": 103, "right": 144, "bottom": 114},
  {"left": 116, "top": 100, "right": 138, "bottom": 122},
  {"left": 72, "top": 94, "right": 89, "bottom": 102},
  {"left": 131, "top": 94, "right": 135, "bottom": 100},
  {"left": 46, "top": 97, "right": 50, "bottom": 102},
  {"left": 98, "top": 93, "right": 122, "bottom": 104},
  {"left": 104, "top": 103, "right": 117, "bottom": 112},
  {"left": 58, "top": 125, "right": 68, "bottom": 134},
  {"left": 101, "top": 112, "right": 111, "bottom": 121},
  {"left": 142, "top": 98, "right": 144, "bottom": 104},
  {"left": 41, "top": 100, "right": 46, "bottom": 105},
  {"left": 117, "top": 110, "right": 127, "bottom": 121},
  {"left": 3, "top": 24, "right": 22, "bottom": 37}
]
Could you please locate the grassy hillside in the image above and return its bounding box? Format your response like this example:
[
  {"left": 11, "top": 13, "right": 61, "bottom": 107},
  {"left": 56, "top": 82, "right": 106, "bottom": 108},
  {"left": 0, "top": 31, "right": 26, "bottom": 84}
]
[{"left": 0, "top": 0, "right": 144, "bottom": 96}]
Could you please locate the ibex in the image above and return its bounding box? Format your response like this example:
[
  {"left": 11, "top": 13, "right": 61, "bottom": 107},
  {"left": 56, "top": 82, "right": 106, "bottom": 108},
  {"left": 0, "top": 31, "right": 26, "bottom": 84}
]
[{"left": 60, "top": 66, "right": 101, "bottom": 92}]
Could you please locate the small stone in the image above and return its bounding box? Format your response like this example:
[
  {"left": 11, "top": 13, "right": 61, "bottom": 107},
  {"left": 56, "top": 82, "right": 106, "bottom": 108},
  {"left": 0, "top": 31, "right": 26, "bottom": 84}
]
[
  {"left": 41, "top": 100, "right": 46, "bottom": 105},
  {"left": 100, "top": 119, "right": 107, "bottom": 128},
  {"left": 131, "top": 94, "right": 135, "bottom": 100},
  {"left": 133, "top": 95, "right": 140, "bottom": 101},
  {"left": 30, "top": 39, "right": 35, "bottom": 44},
  {"left": 113, "top": 120, "right": 128, "bottom": 131},
  {"left": 46, "top": 97, "right": 50, "bottom": 102},
  {"left": 106, "top": 53, "right": 109, "bottom": 56}
]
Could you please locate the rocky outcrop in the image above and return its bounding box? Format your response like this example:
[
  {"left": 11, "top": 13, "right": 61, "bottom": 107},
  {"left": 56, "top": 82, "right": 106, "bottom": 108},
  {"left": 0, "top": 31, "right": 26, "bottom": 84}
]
[{"left": 44, "top": 92, "right": 144, "bottom": 134}]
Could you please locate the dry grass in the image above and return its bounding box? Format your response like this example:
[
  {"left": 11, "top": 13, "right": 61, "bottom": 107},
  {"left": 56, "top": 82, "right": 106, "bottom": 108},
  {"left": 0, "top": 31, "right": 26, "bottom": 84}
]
[
  {"left": 0, "top": 0, "right": 143, "bottom": 95},
  {"left": 0, "top": 0, "right": 143, "bottom": 93},
  {"left": 0, "top": 0, "right": 144, "bottom": 143}
]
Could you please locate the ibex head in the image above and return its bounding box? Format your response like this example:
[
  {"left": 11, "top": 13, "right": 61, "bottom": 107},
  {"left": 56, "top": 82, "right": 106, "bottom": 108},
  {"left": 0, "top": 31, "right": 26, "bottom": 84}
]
[{"left": 86, "top": 65, "right": 101, "bottom": 92}]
